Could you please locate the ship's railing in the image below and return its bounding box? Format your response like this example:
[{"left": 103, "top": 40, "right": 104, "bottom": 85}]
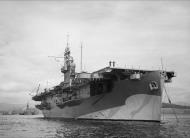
[
  {"left": 56, "top": 98, "right": 82, "bottom": 109},
  {"left": 32, "top": 89, "right": 54, "bottom": 101},
  {"left": 35, "top": 102, "right": 51, "bottom": 110}
]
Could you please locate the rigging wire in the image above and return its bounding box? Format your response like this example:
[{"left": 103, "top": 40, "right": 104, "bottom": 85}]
[
  {"left": 161, "top": 57, "right": 179, "bottom": 123},
  {"left": 163, "top": 84, "right": 179, "bottom": 123},
  {"left": 28, "top": 84, "right": 40, "bottom": 96},
  {"left": 162, "top": 91, "right": 167, "bottom": 121}
]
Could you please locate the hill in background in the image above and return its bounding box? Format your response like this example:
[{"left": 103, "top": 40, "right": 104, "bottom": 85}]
[
  {"left": 0, "top": 103, "right": 40, "bottom": 115},
  {"left": 0, "top": 103, "right": 25, "bottom": 111}
]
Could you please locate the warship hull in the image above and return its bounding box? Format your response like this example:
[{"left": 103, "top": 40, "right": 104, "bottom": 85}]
[{"left": 41, "top": 71, "right": 164, "bottom": 121}]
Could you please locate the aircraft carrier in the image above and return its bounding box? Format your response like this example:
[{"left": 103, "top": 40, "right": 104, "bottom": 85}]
[{"left": 32, "top": 42, "right": 176, "bottom": 122}]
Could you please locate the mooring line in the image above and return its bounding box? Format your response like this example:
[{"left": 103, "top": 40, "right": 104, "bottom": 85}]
[{"left": 164, "top": 84, "right": 179, "bottom": 123}]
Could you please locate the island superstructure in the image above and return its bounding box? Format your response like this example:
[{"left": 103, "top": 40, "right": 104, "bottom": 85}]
[{"left": 32, "top": 43, "right": 176, "bottom": 121}]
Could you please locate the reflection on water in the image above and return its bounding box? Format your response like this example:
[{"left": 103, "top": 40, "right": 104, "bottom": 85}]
[{"left": 0, "top": 114, "right": 190, "bottom": 138}]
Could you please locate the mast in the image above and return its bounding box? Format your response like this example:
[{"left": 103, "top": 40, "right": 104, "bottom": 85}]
[
  {"left": 161, "top": 57, "right": 164, "bottom": 71},
  {"left": 80, "top": 42, "right": 83, "bottom": 72},
  {"left": 66, "top": 34, "right": 69, "bottom": 48},
  {"left": 61, "top": 34, "right": 76, "bottom": 84}
]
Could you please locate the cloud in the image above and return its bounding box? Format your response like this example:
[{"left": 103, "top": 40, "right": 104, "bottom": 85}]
[{"left": 0, "top": 1, "right": 190, "bottom": 105}]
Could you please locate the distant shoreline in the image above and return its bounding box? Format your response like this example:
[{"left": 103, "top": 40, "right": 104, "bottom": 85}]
[
  {"left": 162, "top": 108, "right": 190, "bottom": 114},
  {"left": 1, "top": 102, "right": 190, "bottom": 115}
]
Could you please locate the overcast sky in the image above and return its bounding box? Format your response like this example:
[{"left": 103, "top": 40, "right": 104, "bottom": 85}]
[{"left": 0, "top": 1, "right": 190, "bottom": 106}]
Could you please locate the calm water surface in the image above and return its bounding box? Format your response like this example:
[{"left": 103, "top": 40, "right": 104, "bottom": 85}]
[{"left": 0, "top": 114, "right": 190, "bottom": 138}]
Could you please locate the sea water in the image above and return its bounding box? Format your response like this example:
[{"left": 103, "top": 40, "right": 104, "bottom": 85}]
[{"left": 0, "top": 114, "right": 190, "bottom": 138}]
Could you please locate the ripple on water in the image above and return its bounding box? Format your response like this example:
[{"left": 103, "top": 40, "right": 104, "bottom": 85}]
[{"left": 0, "top": 114, "right": 190, "bottom": 138}]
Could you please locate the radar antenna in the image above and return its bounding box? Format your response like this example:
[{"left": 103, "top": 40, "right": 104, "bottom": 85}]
[{"left": 48, "top": 34, "right": 70, "bottom": 62}]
